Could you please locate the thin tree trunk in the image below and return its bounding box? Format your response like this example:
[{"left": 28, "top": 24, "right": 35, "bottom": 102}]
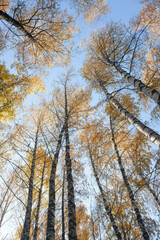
[
  {"left": 129, "top": 154, "right": 160, "bottom": 207},
  {"left": 139, "top": 171, "right": 160, "bottom": 207},
  {"left": 0, "top": 10, "right": 36, "bottom": 42},
  {"left": 0, "top": 80, "right": 23, "bottom": 91},
  {"left": 88, "top": 146, "right": 122, "bottom": 240},
  {"left": 91, "top": 214, "right": 96, "bottom": 240},
  {"left": 0, "top": 175, "right": 15, "bottom": 229},
  {"left": 62, "top": 168, "right": 65, "bottom": 240},
  {"left": 46, "top": 126, "right": 65, "bottom": 240},
  {"left": 21, "top": 125, "right": 39, "bottom": 240},
  {"left": 99, "top": 81, "right": 160, "bottom": 146},
  {"left": 33, "top": 154, "right": 47, "bottom": 240},
  {"left": 109, "top": 117, "right": 150, "bottom": 240},
  {"left": 105, "top": 55, "right": 160, "bottom": 106},
  {"left": 64, "top": 85, "right": 77, "bottom": 240}
]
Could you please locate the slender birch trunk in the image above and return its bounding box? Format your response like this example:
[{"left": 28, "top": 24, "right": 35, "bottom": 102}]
[
  {"left": 91, "top": 215, "right": 96, "bottom": 240},
  {"left": 64, "top": 85, "right": 77, "bottom": 240},
  {"left": 105, "top": 55, "right": 160, "bottom": 106},
  {"left": 139, "top": 171, "right": 160, "bottom": 207},
  {"left": 88, "top": 146, "right": 122, "bottom": 240},
  {"left": 0, "top": 10, "right": 36, "bottom": 42},
  {"left": 33, "top": 155, "right": 47, "bottom": 240},
  {"left": 109, "top": 117, "right": 150, "bottom": 240},
  {"left": 46, "top": 126, "right": 65, "bottom": 240},
  {"left": 99, "top": 81, "right": 160, "bottom": 146},
  {"left": 129, "top": 155, "right": 160, "bottom": 207},
  {"left": 0, "top": 174, "right": 15, "bottom": 229},
  {"left": 21, "top": 125, "right": 39, "bottom": 240},
  {"left": 62, "top": 168, "right": 66, "bottom": 240}
]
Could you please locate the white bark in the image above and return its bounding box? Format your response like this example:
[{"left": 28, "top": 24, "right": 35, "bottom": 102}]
[
  {"left": 105, "top": 55, "right": 160, "bottom": 106},
  {"left": 99, "top": 82, "right": 160, "bottom": 146}
]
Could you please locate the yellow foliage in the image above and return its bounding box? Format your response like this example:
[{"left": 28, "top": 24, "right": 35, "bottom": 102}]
[
  {"left": 136, "top": 0, "right": 160, "bottom": 41},
  {"left": 0, "top": 64, "right": 44, "bottom": 122},
  {"left": 0, "top": 0, "right": 10, "bottom": 11}
]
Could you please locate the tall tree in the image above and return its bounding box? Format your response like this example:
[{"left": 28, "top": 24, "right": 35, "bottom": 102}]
[
  {"left": 62, "top": 167, "right": 66, "bottom": 240},
  {"left": 83, "top": 22, "right": 160, "bottom": 105},
  {"left": 64, "top": 77, "right": 77, "bottom": 240},
  {"left": 109, "top": 116, "right": 150, "bottom": 240},
  {"left": 0, "top": 0, "right": 74, "bottom": 71},
  {"left": 33, "top": 150, "right": 47, "bottom": 240},
  {"left": 0, "top": 0, "right": 108, "bottom": 73},
  {"left": 87, "top": 140, "right": 122, "bottom": 240},
  {"left": 21, "top": 121, "right": 40, "bottom": 240},
  {"left": 46, "top": 125, "right": 65, "bottom": 240}
]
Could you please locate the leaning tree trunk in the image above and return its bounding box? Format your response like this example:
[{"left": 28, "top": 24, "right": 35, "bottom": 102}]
[
  {"left": 21, "top": 125, "right": 39, "bottom": 240},
  {"left": 105, "top": 54, "right": 160, "bottom": 106},
  {"left": 88, "top": 146, "right": 122, "bottom": 240},
  {"left": 64, "top": 85, "right": 77, "bottom": 240},
  {"left": 46, "top": 126, "right": 65, "bottom": 240},
  {"left": 0, "top": 10, "right": 36, "bottom": 42},
  {"left": 99, "top": 81, "right": 160, "bottom": 146},
  {"left": 109, "top": 117, "right": 150, "bottom": 240},
  {"left": 33, "top": 154, "right": 47, "bottom": 240}
]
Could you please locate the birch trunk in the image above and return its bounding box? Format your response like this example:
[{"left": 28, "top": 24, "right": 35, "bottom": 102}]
[
  {"left": 91, "top": 216, "right": 96, "bottom": 240},
  {"left": 33, "top": 155, "right": 47, "bottom": 240},
  {"left": 110, "top": 117, "right": 150, "bottom": 240},
  {"left": 46, "top": 126, "right": 65, "bottom": 240},
  {"left": 62, "top": 168, "right": 66, "bottom": 240},
  {"left": 105, "top": 55, "right": 160, "bottom": 106},
  {"left": 21, "top": 125, "right": 39, "bottom": 240},
  {"left": 129, "top": 156, "right": 160, "bottom": 207},
  {"left": 139, "top": 171, "right": 160, "bottom": 207},
  {"left": 99, "top": 81, "right": 160, "bottom": 146},
  {"left": 88, "top": 146, "right": 122, "bottom": 240},
  {"left": 64, "top": 85, "right": 77, "bottom": 240}
]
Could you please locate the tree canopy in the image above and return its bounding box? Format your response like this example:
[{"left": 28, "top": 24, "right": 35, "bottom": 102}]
[{"left": 0, "top": 0, "right": 160, "bottom": 239}]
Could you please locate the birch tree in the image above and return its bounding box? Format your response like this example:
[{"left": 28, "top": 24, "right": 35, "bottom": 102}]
[
  {"left": 20, "top": 121, "right": 40, "bottom": 240},
  {"left": 83, "top": 22, "right": 160, "bottom": 106}
]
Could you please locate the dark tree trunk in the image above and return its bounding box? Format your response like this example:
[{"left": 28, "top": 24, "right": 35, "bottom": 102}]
[
  {"left": 21, "top": 125, "right": 39, "bottom": 240},
  {"left": 62, "top": 168, "right": 66, "bottom": 240},
  {"left": 105, "top": 54, "right": 160, "bottom": 106},
  {"left": 46, "top": 126, "right": 65, "bottom": 240},
  {"left": 91, "top": 216, "right": 96, "bottom": 240},
  {"left": 0, "top": 10, "right": 36, "bottom": 42},
  {"left": 110, "top": 117, "right": 150, "bottom": 240},
  {"left": 88, "top": 146, "right": 122, "bottom": 240},
  {"left": 64, "top": 85, "right": 77, "bottom": 240},
  {"left": 0, "top": 80, "right": 22, "bottom": 91},
  {"left": 33, "top": 154, "right": 47, "bottom": 240}
]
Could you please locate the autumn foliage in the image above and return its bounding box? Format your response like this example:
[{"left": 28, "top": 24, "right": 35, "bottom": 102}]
[{"left": 0, "top": 1, "right": 159, "bottom": 240}]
